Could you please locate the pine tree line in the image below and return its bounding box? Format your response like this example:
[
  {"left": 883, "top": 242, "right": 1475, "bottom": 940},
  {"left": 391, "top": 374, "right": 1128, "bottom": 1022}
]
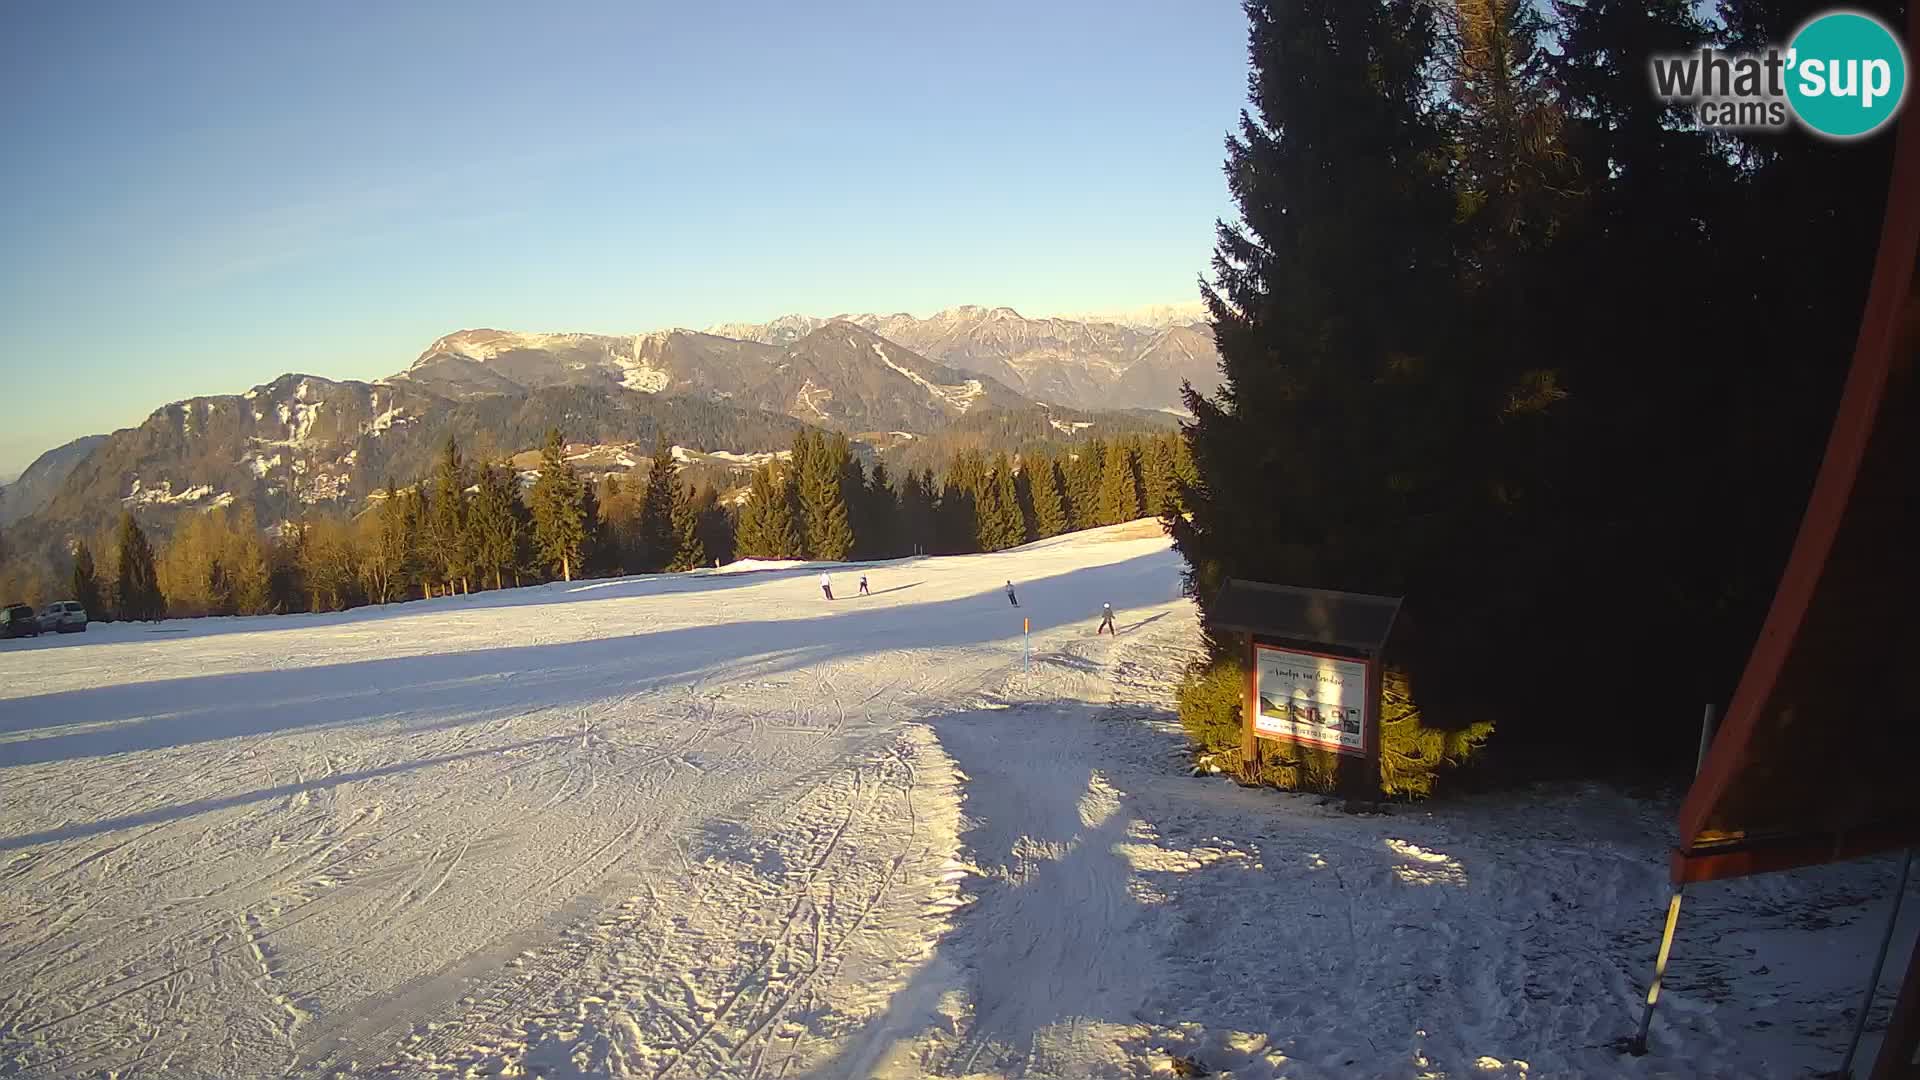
[
  {"left": 734, "top": 429, "right": 1193, "bottom": 561},
  {"left": 9, "top": 427, "right": 1190, "bottom": 622}
]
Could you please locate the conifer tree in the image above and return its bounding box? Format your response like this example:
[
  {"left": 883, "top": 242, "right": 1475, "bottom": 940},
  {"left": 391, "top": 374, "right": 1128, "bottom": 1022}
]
[
  {"left": 838, "top": 443, "right": 870, "bottom": 552},
  {"left": 1012, "top": 458, "right": 1037, "bottom": 547},
  {"left": 1064, "top": 443, "right": 1104, "bottom": 530},
  {"left": 113, "top": 512, "right": 165, "bottom": 621},
  {"left": 973, "top": 463, "right": 1007, "bottom": 552},
  {"left": 1169, "top": 0, "right": 1493, "bottom": 795},
  {"left": 899, "top": 470, "right": 937, "bottom": 555},
  {"left": 863, "top": 462, "right": 899, "bottom": 559},
  {"left": 71, "top": 540, "right": 105, "bottom": 621},
  {"left": 427, "top": 435, "right": 474, "bottom": 594},
  {"left": 1097, "top": 441, "right": 1144, "bottom": 525},
  {"left": 667, "top": 484, "right": 706, "bottom": 571},
  {"left": 579, "top": 480, "right": 604, "bottom": 575},
  {"left": 786, "top": 429, "right": 819, "bottom": 543},
  {"left": 399, "top": 486, "right": 427, "bottom": 595},
  {"left": 638, "top": 442, "right": 681, "bottom": 572},
  {"left": 799, "top": 432, "right": 855, "bottom": 560},
  {"left": 529, "top": 428, "right": 589, "bottom": 582},
  {"left": 939, "top": 451, "right": 984, "bottom": 554},
  {"left": 470, "top": 463, "right": 523, "bottom": 590},
  {"left": 1143, "top": 437, "right": 1178, "bottom": 517},
  {"left": 734, "top": 468, "right": 770, "bottom": 558},
  {"left": 1170, "top": 434, "right": 1199, "bottom": 507},
  {"left": 595, "top": 473, "right": 645, "bottom": 573},
  {"left": 736, "top": 462, "right": 804, "bottom": 559},
  {"left": 1029, "top": 454, "right": 1069, "bottom": 539},
  {"left": 1172, "top": 0, "right": 1459, "bottom": 634},
  {"left": 688, "top": 485, "right": 735, "bottom": 566},
  {"left": 987, "top": 453, "right": 1025, "bottom": 550}
]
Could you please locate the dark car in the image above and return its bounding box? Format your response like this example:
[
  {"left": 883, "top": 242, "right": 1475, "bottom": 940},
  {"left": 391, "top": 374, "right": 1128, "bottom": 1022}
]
[{"left": 1, "top": 603, "right": 42, "bottom": 639}]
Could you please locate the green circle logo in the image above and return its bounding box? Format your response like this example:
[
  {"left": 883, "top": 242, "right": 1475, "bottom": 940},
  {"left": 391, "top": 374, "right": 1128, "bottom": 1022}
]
[{"left": 1786, "top": 11, "right": 1909, "bottom": 138}]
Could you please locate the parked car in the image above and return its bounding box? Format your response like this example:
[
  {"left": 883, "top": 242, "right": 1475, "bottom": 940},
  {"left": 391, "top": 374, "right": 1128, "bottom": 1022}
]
[
  {"left": 1, "top": 604, "right": 41, "bottom": 639},
  {"left": 38, "top": 600, "right": 88, "bottom": 633}
]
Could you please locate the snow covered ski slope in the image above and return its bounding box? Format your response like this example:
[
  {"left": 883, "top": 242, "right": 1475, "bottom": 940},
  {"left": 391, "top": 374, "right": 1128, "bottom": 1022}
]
[{"left": 0, "top": 521, "right": 1913, "bottom": 1079}]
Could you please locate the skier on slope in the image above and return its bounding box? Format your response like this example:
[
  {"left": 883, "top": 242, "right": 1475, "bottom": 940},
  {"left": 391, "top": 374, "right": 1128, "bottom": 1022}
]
[
  {"left": 858, "top": 574, "right": 870, "bottom": 596},
  {"left": 1005, "top": 580, "right": 1019, "bottom": 608},
  {"left": 820, "top": 572, "right": 834, "bottom": 601},
  {"left": 1097, "top": 603, "right": 1116, "bottom": 636}
]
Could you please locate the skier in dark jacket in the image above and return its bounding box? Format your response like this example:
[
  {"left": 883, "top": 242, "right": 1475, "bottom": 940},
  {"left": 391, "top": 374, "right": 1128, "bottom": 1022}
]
[
  {"left": 1097, "top": 603, "right": 1116, "bottom": 636},
  {"left": 1005, "top": 581, "right": 1019, "bottom": 607}
]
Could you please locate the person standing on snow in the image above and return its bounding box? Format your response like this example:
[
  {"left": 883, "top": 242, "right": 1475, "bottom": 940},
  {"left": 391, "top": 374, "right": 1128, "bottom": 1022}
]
[
  {"left": 1097, "top": 603, "right": 1116, "bottom": 636},
  {"left": 858, "top": 574, "right": 870, "bottom": 596},
  {"left": 1005, "top": 580, "right": 1019, "bottom": 608},
  {"left": 820, "top": 572, "right": 834, "bottom": 601}
]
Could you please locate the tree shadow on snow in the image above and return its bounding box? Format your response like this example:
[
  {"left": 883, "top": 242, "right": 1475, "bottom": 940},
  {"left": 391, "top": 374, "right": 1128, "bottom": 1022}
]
[
  {"left": 790, "top": 695, "right": 1684, "bottom": 1080},
  {"left": 798, "top": 699, "right": 1163, "bottom": 1078},
  {"left": 0, "top": 734, "right": 574, "bottom": 852}
]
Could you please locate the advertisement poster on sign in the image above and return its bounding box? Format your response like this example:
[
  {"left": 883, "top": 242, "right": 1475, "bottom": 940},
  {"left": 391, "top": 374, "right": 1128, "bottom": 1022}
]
[{"left": 1253, "top": 645, "right": 1368, "bottom": 756}]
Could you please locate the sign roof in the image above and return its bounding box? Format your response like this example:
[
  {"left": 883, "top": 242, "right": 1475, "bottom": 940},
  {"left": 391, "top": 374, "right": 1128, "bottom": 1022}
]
[{"left": 1211, "top": 579, "right": 1401, "bottom": 654}]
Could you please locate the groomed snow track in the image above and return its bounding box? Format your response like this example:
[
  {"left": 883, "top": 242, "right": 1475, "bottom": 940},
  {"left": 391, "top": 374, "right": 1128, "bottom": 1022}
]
[{"left": 2, "top": 522, "right": 1912, "bottom": 1078}]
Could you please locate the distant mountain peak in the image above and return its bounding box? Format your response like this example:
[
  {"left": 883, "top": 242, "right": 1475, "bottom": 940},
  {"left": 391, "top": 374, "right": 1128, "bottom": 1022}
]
[{"left": 693, "top": 304, "right": 1221, "bottom": 414}]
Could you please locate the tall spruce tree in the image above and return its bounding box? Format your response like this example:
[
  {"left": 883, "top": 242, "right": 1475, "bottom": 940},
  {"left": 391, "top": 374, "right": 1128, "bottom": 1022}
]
[
  {"left": 900, "top": 470, "right": 937, "bottom": 555},
  {"left": 599, "top": 470, "right": 645, "bottom": 572},
  {"left": 71, "top": 540, "right": 105, "bottom": 620},
  {"left": 988, "top": 453, "right": 1026, "bottom": 550},
  {"left": 799, "top": 433, "right": 856, "bottom": 560},
  {"left": 667, "top": 483, "right": 706, "bottom": 571},
  {"left": 427, "top": 435, "right": 474, "bottom": 594},
  {"left": 686, "top": 485, "right": 735, "bottom": 567},
  {"left": 529, "top": 428, "right": 589, "bottom": 582},
  {"left": 470, "top": 463, "right": 523, "bottom": 590},
  {"left": 1168, "top": 0, "right": 1495, "bottom": 795},
  {"left": 400, "top": 486, "right": 428, "bottom": 595},
  {"left": 638, "top": 442, "right": 682, "bottom": 572},
  {"left": 113, "top": 512, "right": 165, "bottom": 621},
  {"left": 1143, "top": 437, "right": 1178, "bottom": 517},
  {"left": 1012, "top": 457, "right": 1037, "bottom": 547},
  {"left": 863, "top": 462, "right": 899, "bottom": 559},
  {"left": 1064, "top": 443, "right": 1103, "bottom": 530},
  {"left": 1097, "top": 441, "right": 1144, "bottom": 526},
  {"left": 1171, "top": 0, "right": 1456, "bottom": 634},
  {"left": 736, "top": 463, "right": 804, "bottom": 559},
  {"left": 939, "top": 451, "right": 984, "bottom": 554},
  {"left": 1029, "top": 454, "right": 1069, "bottom": 539}
]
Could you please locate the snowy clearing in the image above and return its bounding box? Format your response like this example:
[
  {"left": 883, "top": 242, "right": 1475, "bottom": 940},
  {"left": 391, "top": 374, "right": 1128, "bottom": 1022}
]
[{"left": 0, "top": 522, "right": 1912, "bottom": 1079}]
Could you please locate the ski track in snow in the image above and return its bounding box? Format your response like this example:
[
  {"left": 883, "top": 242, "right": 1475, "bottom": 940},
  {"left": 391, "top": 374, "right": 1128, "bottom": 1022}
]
[{"left": 0, "top": 521, "right": 1912, "bottom": 1079}]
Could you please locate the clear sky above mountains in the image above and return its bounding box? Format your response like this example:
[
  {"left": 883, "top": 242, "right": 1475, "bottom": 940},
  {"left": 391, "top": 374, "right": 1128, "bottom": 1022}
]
[{"left": 0, "top": 1, "right": 1246, "bottom": 476}]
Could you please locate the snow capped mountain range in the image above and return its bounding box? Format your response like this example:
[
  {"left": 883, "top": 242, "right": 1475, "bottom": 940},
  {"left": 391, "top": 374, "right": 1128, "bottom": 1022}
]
[
  {"left": 706, "top": 305, "right": 1220, "bottom": 413},
  {"left": 3, "top": 303, "right": 1214, "bottom": 545}
]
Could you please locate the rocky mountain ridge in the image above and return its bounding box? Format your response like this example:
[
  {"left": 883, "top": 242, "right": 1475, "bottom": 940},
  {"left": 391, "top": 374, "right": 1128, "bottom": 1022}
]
[{"left": 3, "top": 304, "right": 1210, "bottom": 560}]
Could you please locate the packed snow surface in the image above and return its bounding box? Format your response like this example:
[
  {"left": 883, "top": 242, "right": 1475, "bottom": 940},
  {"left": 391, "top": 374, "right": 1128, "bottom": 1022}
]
[{"left": 0, "top": 522, "right": 1912, "bottom": 1078}]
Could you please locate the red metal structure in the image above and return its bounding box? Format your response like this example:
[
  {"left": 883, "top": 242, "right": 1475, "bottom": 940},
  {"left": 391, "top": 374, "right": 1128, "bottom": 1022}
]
[{"left": 1651, "top": 8, "right": 1920, "bottom": 1071}]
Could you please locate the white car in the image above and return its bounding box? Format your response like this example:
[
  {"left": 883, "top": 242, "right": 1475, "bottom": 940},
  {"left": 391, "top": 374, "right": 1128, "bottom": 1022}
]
[{"left": 38, "top": 600, "right": 89, "bottom": 633}]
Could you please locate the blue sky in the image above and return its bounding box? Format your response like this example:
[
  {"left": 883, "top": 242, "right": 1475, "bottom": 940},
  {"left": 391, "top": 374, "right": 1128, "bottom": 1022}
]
[{"left": 0, "top": 0, "right": 1248, "bottom": 478}]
